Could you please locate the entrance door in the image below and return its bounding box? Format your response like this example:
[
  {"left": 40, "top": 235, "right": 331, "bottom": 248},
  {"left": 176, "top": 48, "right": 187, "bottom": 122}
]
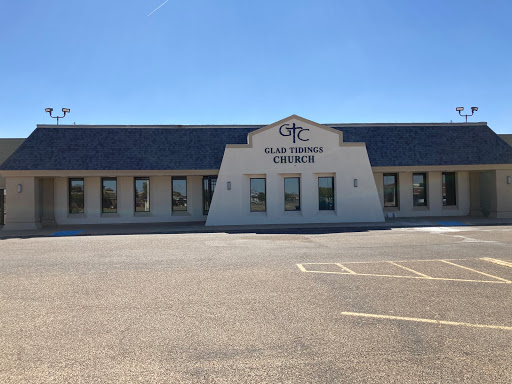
[
  {"left": 202, "top": 176, "right": 217, "bottom": 215},
  {"left": 0, "top": 189, "right": 5, "bottom": 225}
]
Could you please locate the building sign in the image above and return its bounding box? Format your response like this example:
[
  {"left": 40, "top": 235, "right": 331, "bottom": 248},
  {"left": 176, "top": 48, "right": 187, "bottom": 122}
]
[
  {"left": 279, "top": 123, "right": 309, "bottom": 143},
  {"left": 264, "top": 123, "right": 323, "bottom": 163}
]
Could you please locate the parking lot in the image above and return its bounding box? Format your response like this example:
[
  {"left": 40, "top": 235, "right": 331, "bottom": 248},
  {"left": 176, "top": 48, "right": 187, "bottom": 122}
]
[
  {"left": 1, "top": 224, "right": 512, "bottom": 383},
  {"left": 299, "top": 257, "right": 512, "bottom": 284}
]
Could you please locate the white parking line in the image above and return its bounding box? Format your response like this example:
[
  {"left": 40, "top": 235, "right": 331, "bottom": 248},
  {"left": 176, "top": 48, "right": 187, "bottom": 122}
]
[
  {"left": 297, "top": 257, "right": 512, "bottom": 284},
  {"left": 440, "top": 260, "right": 511, "bottom": 283},
  {"left": 340, "top": 312, "right": 512, "bottom": 331},
  {"left": 481, "top": 258, "right": 512, "bottom": 268},
  {"left": 336, "top": 263, "right": 356, "bottom": 274},
  {"left": 387, "top": 261, "right": 432, "bottom": 278},
  {"left": 296, "top": 265, "right": 509, "bottom": 284}
]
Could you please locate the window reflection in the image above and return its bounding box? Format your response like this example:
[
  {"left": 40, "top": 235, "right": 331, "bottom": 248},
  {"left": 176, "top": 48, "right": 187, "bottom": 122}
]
[
  {"left": 250, "top": 178, "right": 266, "bottom": 212},
  {"left": 172, "top": 177, "right": 187, "bottom": 211},
  {"left": 413, "top": 173, "right": 427, "bottom": 206},
  {"left": 318, "top": 177, "right": 334, "bottom": 210},
  {"left": 69, "top": 178, "right": 84, "bottom": 214},
  {"left": 383, "top": 174, "right": 398, "bottom": 207},
  {"left": 102, "top": 178, "right": 117, "bottom": 213},
  {"left": 135, "top": 178, "right": 150, "bottom": 212},
  {"left": 443, "top": 172, "right": 456, "bottom": 206},
  {"left": 284, "top": 177, "right": 300, "bottom": 211}
]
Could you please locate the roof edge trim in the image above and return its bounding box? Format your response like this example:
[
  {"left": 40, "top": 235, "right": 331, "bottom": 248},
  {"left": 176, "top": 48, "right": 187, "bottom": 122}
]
[{"left": 35, "top": 122, "right": 489, "bottom": 129}]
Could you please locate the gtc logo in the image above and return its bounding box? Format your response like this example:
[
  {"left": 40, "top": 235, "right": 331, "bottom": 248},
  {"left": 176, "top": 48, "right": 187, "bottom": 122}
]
[{"left": 279, "top": 123, "right": 309, "bottom": 143}]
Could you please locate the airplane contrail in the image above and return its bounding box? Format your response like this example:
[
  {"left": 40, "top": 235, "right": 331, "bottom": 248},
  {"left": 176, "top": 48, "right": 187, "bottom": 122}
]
[{"left": 147, "top": 0, "right": 169, "bottom": 16}]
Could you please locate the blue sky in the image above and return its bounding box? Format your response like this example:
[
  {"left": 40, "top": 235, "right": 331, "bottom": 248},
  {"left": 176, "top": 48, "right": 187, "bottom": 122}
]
[{"left": 1, "top": 0, "right": 511, "bottom": 138}]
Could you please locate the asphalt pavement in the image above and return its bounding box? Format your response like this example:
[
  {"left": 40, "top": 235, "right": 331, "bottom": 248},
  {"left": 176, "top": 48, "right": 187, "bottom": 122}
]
[{"left": 1, "top": 223, "right": 512, "bottom": 383}]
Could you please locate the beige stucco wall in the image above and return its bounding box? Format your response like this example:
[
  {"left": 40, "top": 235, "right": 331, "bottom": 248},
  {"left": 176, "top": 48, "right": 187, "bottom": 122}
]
[
  {"left": 0, "top": 139, "right": 25, "bottom": 190},
  {"left": 469, "top": 171, "right": 483, "bottom": 217},
  {"left": 496, "top": 169, "right": 512, "bottom": 218},
  {"left": 40, "top": 178, "right": 55, "bottom": 226},
  {"left": 1, "top": 167, "right": 510, "bottom": 229},
  {"left": 374, "top": 171, "right": 471, "bottom": 217},
  {"left": 53, "top": 175, "right": 206, "bottom": 225},
  {"left": 3, "top": 176, "right": 42, "bottom": 230},
  {"left": 478, "top": 171, "right": 497, "bottom": 217},
  {"left": 374, "top": 168, "right": 512, "bottom": 218}
]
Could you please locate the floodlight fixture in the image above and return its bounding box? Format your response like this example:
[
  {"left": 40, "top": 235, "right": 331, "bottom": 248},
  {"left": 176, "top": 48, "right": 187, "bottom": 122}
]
[
  {"left": 45, "top": 107, "right": 71, "bottom": 125},
  {"left": 456, "top": 106, "right": 478, "bottom": 122}
]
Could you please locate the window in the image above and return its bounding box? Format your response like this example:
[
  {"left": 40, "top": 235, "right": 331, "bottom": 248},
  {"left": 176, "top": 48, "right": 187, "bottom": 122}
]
[
  {"left": 172, "top": 177, "right": 187, "bottom": 211},
  {"left": 69, "top": 178, "right": 84, "bottom": 214},
  {"left": 135, "top": 177, "right": 150, "bottom": 212},
  {"left": 250, "top": 178, "right": 266, "bottom": 212},
  {"left": 413, "top": 173, "right": 427, "bottom": 207},
  {"left": 318, "top": 177, "right": 334, "bottom": 210},
  {"left": 383, "top": 173, "right": 398, "bottom": 207},
  {"left": 102, "top": 178, "right": 117, "bottom": 213},
  {"left": 443, "top": 172, "right": 456, "bottom": 206},
  {"left": 284, "top": 177, "right": 300, "bottom": 211}
]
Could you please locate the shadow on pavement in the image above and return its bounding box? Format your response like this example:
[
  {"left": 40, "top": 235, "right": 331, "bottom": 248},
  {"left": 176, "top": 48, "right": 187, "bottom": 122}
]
[
  {"left": 0, "top": 223, "right": 394, "bottom": 240},
  {"left": 2, "top": 218, "right": 512, "bottom": 240}
]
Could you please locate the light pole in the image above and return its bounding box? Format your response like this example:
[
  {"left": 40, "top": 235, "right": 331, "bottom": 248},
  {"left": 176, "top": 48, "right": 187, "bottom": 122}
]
[
  {"left": 45, "top": 107, "right": 70, "bottom": 125},
  {"left": 456, "top": 106, "right": 478, "bottom": 122}
]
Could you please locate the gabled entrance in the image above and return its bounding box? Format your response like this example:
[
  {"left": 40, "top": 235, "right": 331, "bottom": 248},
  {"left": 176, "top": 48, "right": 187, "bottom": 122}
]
[{"left": 206, "top": 115, "right": 384, "bottom": 226}]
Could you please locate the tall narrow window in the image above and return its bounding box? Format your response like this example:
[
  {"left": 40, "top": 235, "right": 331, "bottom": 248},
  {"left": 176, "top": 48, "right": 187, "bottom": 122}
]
[
  {"left": 413, "top": 173, "right": 427, "bottom": 207},
  {"left": 250, "top": 178, "right": 266, "bottom": 212},
  {"left": 202, "top": 176, "right": 217, "bottom": 215},
  {"left": 102, "top": 178, "right": 117, "bottom": 213},
  {"left": 318, "top": 177, "right": 334, "bottom": 210},
  {"left": 69, "top": 178, "right": 84, "bottom": 214},
  {"left": 172, "top": 177, "right": 187, "bottom": 211},
  {"left": 442, "top": 172, "right": 456, "bottom": 206},
  {"left": 383, "top": 173, "right": 398, "bottom": 207},
  {"left": 284, "top": 177, "right": 300, "bottom": 211},
  {"left": 1, "top": 189, "right": 5, "bottom": 225},
  {"left": 135, "top": 177, "right": 150, "bottom": 212}
]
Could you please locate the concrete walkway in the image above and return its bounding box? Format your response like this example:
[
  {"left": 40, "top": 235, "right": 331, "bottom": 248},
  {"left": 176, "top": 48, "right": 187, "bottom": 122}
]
[{"left": 1, "top": 216, "right": 512, "bottom": 239}]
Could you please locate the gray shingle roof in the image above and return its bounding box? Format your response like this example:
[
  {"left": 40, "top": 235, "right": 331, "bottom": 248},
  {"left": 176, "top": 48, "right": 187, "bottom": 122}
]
[
  {"left": 1, "top": 124, "right": 512, "bottom": 171},
  {"left": 0, "top": 139, "right": 25, "bottom": 166},
  {"left": 499, "top": 134, "right": 512, "bottom": 148}
]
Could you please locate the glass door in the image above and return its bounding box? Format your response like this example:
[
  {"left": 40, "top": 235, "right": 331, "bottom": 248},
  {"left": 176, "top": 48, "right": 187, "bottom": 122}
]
[
  {"left": 202, "top": 176, "right": 217, "bottom": 215},
  {"left": 0, "top": 189, "right": 4, "bottom": 225}
]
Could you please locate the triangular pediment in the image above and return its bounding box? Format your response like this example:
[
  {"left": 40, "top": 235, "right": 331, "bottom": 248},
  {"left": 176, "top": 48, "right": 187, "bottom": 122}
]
[{"left": 245, "top": 114, "right": 344, "bottom": 147}]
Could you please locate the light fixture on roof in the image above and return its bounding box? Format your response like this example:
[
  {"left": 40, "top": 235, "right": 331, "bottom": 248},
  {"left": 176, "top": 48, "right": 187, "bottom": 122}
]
[
  {"left": 456, "top": 106, "right": 478, "bottom": 122},
  {"left": 45, "top": 107, "right": 71, "bottom": 125}
]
